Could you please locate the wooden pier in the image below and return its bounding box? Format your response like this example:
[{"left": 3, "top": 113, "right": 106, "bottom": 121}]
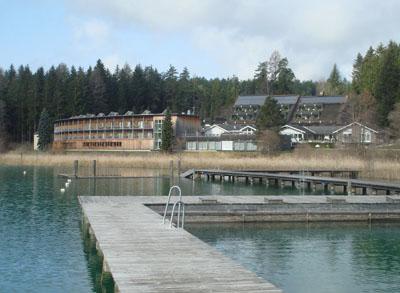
[
  {"left": 80, "top": 196, "right": 282, "bottom": 293},
  {"left": 182, "top": 169, "right": 400, "bottom": 195}
]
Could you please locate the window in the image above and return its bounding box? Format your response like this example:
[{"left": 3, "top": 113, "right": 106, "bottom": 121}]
[
  {"left": 187, "top": 141, "right": 197, "bottom": 150},
  {"left": 198, "top": 142, "right": 208, "bottom": 150}
]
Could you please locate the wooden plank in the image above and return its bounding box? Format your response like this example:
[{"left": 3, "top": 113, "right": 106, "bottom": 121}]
[{"left": 79, "top": 196, "right": 282, "bottom": 293}]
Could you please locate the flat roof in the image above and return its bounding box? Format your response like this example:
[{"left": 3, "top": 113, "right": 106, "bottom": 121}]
[
  {"left": 55, "top": 113, "right": 199, "bottom": 123},
  {"left": 235, "top": 95, "right": 299, "bottom": 106},
  {"left": 299, "top": 96, "right": 347, "bottom": 104}
]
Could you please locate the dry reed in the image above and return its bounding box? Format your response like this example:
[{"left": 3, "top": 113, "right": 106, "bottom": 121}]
[{"left": 1, "top": 149, "right": 399, "bottom": 181}]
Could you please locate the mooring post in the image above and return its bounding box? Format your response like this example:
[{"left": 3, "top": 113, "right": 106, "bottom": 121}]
[
  {"left": 347, "top": 180, "right": 352, "bottom": 195},
  {"left": 93, "top": 160, "right": 97, "bottom": 178},
  {"left": 169, "top": 160, "right": 174, "bottom": 184},
  {"left": 74, "top": 160, "right": 79, "bottom": 178},
  {"left": 177, "top": 159, "right": 181, "bottom": 177}
]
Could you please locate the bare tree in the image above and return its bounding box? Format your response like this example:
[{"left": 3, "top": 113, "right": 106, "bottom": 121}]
[
  {"left": 388, "top": 102, "right": 400, "bottom": 138},
  {"left": 257, "top": 129, "right": 281, "bottom": 154}
]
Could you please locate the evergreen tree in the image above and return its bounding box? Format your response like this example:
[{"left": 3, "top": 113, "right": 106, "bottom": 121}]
[
  {"left": 0, "top": 100, "right": 8, "bottom": 152},
  {"left": 161, "top": 108, "right": 173, "bottom": 152},
  {"left": 352, "top": 53, "right": 363, "bottom": 94},
  {"left": 274, "top": 58, "right": 295, "bottom": 94},
  {"left": 256, "top": 96, "right": 285, "bottom": 130},
  {"left": 326, "top": 64, "right": 344, "bottom": 95},
  {"left": 37, "top": 108, "right": 52, "bottom": 150},
  {"left": 374, "top": 42, "right": 400, "bottom": 126}
]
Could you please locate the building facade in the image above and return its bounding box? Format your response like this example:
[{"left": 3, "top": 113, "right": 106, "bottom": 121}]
[
  {"left": 280, "top": 122, "right": 380, "bottom": 145},
  {"left": 53, "top": 111, "right": 200, "bottom": 151},
  {"left": 232, "top": 95, "right": 300, "bottom": 123}
]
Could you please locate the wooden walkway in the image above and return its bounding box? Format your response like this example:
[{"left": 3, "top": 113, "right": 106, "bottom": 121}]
[
  {"left": 58, "top": 174, "right": 168, "bottom": 180},
  {"left": 183, "top": 169, "right": 400, "bottom": 195},
  {"left": 79, "top": 196, "right": 282, "bottom": 293}
]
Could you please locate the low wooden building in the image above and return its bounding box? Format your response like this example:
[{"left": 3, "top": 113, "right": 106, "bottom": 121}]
[
  {"left": 53, "top": 111, "right": 200, "bottom": 151},
  {"left": 280, "top": 122, "right": 381, "bottom": 145}
]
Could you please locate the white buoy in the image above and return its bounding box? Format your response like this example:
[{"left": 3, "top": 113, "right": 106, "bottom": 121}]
[
  {"left": 67, "top": 179, "right": 72, "bottom": 183},
  {"left": 65, "top": 182, "right": 70, "bottom": 188},
  {"left": 23, "top": 170, "right": 27, "bottom": 175},
  {"left": 60, "top": 188, "right": 65, "bottom": 193}
]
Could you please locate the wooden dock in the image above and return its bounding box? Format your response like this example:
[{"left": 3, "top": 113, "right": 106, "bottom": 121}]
[
  {"left": 79, "top": 196, "right": 282, "bottom": 293},
  {"left": 183, "top": 169, "right": 400, "bottom": 195}
]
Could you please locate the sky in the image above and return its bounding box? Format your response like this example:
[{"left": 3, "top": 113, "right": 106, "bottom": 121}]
[{"left": 1, "top": 0, "right": 400, "bottom": 81}]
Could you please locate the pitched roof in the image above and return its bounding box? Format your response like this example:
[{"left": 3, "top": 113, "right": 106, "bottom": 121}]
[
  {"left": 281, "top": 124, "right": 311, "bottom": 133},
  {"left": 304, "top": 125, "right": 341, "bottom": 135},
  {"left": 299, "top": 96, "right": 347, "bottom": 104},
  {"left": 332, "top": 122, "right": 379, "bottom": 134},
  {"left": 235, "top": 95, "right": 299, "bottom": 106}
]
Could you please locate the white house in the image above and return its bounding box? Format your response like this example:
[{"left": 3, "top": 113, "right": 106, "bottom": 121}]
[
  {"left": 279, "top": 124, "right": 309, "bottom": 143},
  {"left": 204, "top": 124, "right": 257, "bottom": 137}
]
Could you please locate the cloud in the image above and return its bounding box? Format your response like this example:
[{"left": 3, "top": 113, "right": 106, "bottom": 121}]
[
  {"left": 72, "top": 18, "right": 111, "bottom": 47},
  {"left": 68, "top": 0, "right": 400, "bottom": 80}
]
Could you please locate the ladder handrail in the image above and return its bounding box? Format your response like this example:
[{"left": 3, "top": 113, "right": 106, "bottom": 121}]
[
  {"left": 170, "top": 200, "right": 185, "bottom": 229},
  {"left": 163, "top": 185, "right": 182, "bottom": 224}
]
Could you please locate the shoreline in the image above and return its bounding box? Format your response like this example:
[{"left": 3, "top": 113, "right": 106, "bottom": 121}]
[{"left": 1, "top": 149, "right": 400, "bottom": 181}]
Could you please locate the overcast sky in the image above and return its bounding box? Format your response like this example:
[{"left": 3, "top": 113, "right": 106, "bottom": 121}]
[{"left": 1, "top": 0, "right": 400, "bottom": 81}]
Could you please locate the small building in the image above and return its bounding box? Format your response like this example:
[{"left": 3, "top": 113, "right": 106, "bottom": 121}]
[
  {"left": 204, "top": 123, "right": 257, "bottom": 137},
  {"left": 333, "top": 122, "right": 380, "bottom": 145},
  {"left": 280, "top": 122, "right": 380, "bottom": 145},
  {"left": 33, "top": 133, "right": 39, "bottom": 150},
  {"left": 53, "top": 111, "right": 200, "bottom": 151},
  {"left": 186, "top": 134, "right": 258, "bottom": 152}
]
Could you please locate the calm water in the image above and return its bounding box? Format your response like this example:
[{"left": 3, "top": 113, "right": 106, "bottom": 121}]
[
  {"left": 0, "top": 165, "right": 399, "bottom": 292},
  {"left": 187, "top": 222, "right": 400, "bottom": 293}
]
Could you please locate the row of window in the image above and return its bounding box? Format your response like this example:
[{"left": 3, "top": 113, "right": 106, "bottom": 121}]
[
  {"left": 186, "top": 141, "right": 257, "bottom": 151},
  {"left": 54, "top": 131, "right": 153, "bottom": 141},
  {"left": 83, "top": 141, "right": 122, "bottom": 147}
]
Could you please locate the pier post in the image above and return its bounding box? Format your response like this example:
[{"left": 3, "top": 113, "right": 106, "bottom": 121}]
[
  {"left": 347, "top": 181, "right": 352, "bottom": 195},
  {"left": 74, "top": 160, "right": 79, "bottom": 178},
  {"left": 177, "top": 159, "right": 181, "bottom": 178},
  {"left": 93, "top": 160, "right": 97, "bottom": 178},
  {"left": 169, "top": 160, "right": 174, "bottom": 184},
  {"left": 362, "top": 187, "right": 367, "bottom": 195}
]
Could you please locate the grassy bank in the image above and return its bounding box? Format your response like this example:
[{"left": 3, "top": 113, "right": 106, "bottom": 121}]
[{"left": 1, "top": 148, "right": 400, "bottom": 181}]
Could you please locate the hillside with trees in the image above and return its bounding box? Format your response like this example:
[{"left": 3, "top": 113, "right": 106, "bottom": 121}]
[
  {"left": 0, "top": 53, "right": 315, "bottom": 147},
  {"left": 1, "top": 42, "right": 399, "bottom": 149}
]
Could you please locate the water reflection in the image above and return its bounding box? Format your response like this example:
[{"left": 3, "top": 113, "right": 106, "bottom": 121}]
[{"left": 186, "top": 222, "right": 400, "bottom": 293}]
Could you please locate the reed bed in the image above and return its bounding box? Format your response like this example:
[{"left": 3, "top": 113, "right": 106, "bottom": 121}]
[{"left": 1, "top": 149, "right": 399, "bottom": 181}]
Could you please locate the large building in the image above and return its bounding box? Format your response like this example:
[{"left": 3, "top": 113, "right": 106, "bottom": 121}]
[
  {"left": 292, "top": 96, "right": 348, "bottom": 125},
  {"left": 232, "top": 95, "right": 300, "bottom": 123},
  {"left": 53, "top": 111, "right": 200, "bottom": 151}
]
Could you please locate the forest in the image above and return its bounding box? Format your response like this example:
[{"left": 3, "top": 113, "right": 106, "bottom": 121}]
[{"left": 0, "top": 41, "right": 400, "bottom": 147}]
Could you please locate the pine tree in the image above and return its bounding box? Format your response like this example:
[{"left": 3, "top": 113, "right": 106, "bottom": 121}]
[
  {"left": 326, "top": 64, "right": 344, "bottom": 95},
  {"left": 352, "top": 53, "right": 363, "bottom": 94},
  {"left": 0, "top": 99, "right": 9, "bottom": 152},
  {"left": 37, "top": 108, "right": 52, "bottom": 150},
  {"left": 255, "top": 96, "right": 285, "bottom": 130},
  {"left": 374, "top": 41, "right": 400, "bottom": 126},
  {"left": 161, "top": 108, "right": 173, "bottom": 152}
]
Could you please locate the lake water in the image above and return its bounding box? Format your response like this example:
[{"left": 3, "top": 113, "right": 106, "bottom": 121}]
[{"left": 1, "top": 165, "right": 399, "bottom": 292}]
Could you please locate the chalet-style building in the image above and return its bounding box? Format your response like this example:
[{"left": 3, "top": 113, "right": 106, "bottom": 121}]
[
  {"left": 280, "top": 122, "right": 380, "bottom": 145},
  {"left": 53, "top": 111, "right": 200, "bottom": 151},
  {"left": 232, "top": 95, "right": 300, "bottom": 123},
  {"left": 204, "top": 123, "right": 256, "bottom": 137}
]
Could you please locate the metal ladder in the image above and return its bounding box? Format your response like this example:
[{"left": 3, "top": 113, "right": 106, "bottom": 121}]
[{"left": 163, "top": 185, "right": 185, "bottom": 229}]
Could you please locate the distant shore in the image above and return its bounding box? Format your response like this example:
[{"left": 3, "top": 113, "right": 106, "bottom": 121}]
[{"left": 1, "top": 148, "right": 400, "bottom": 181}]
